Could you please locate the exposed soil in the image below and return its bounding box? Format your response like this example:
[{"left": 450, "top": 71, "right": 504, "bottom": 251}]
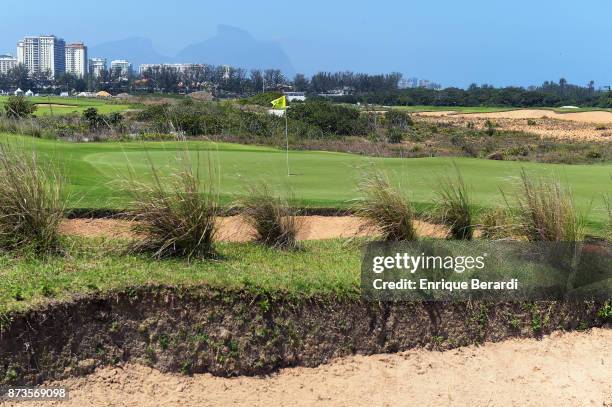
[
  {"left": 59, "top": 216, "right": 448, "bottom": 241},
  {"left": 415, "top": 110, "right": 612, "bottom": 141},
  {"left": 1, "top": 287, "right": 605, "bottom": 388},
  {"left": 12, "top": 328, "right": 612, "bottom": 407}
]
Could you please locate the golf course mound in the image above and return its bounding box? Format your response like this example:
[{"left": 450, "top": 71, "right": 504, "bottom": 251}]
[{"left": 0, "top": 285, "right": 606, "bottom": 386}]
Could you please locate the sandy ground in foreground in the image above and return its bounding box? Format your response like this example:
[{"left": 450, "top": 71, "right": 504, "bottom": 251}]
[
  {"left": 11, "top": 328, "right": 611, "bottom": 407},
  {"left": 59, "top": 216, "right": 448, "bottom": 241}
]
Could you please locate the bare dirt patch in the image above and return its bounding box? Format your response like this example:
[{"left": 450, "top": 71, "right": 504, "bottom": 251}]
[
  {"left": 60, "top": 216, "right": 448, "bottom": 241},
  {"left": 15, "top": 328, "right": 611, "bottom": 407},
  {"left": 415, "top": 110, "right": 612, "bottom": 142}
]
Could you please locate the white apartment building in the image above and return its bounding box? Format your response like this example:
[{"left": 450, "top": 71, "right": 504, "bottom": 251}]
[
  {"left": 65, "top": 43, "right": 88, "bottom": 77},
  {"left": 17, "top": 35, "right": 66, "bottom": 78},
  {"left": 139, "top": 63, "right": 206, "bottom": 75},
  {"left": 110, "top": 59, "right": 131, "bottom": 78},
  {"left": 89, "top": 58, "right": 106, "bottom": 78},
  {"left": 0, "top": 54, "right": 18, "bottom": 75}
]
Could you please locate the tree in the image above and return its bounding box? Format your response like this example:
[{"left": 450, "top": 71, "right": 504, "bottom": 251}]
[{"left": 4, "top": 95, "right": 37, "bottom": 118}]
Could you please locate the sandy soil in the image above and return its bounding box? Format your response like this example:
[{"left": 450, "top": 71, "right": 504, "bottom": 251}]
[
  {"left": 13, "top": 328, "right": 611, "bottom": 407},
  {"left": 415, "top": 110, "right": 612, "bottom": 142},
  {"left": 59, "top": 216, "right": 448, "bottom": 241},
  {"left": 416, "top": 109, "right": 612, "bottom": 123}
]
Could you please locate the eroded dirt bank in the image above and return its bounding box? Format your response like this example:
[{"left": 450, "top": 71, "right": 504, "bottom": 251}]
[
  {"left": 13, "top": 328, "right": 612, "bottom": 407},
  {"left": 0, "top": 286, "right": 606, "bottom": 387}
]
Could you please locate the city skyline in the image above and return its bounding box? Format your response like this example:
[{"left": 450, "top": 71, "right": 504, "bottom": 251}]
[{"left": 0, "top": 0, "right": 610, "bottom": 88}]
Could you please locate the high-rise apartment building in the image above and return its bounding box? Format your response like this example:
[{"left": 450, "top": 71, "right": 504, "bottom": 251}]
[
  {"left": 65, "top": 43, "right": 88, "bottom": 77},
  {"left": 0, "top": 54, "right": 18, "bottom": 75},
  {"left": 89, "top": 58, "right": 107, "bottom": 78},
  {"left": 110, "top": 60, "right": 131, "bottom": 78},
  {"left": 17, "top": 35, "right": 66, "bottom": 78}
]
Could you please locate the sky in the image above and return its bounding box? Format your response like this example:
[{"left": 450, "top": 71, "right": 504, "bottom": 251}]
[{"left": 1, "top": 0, "right": 610, "bottom": 88}]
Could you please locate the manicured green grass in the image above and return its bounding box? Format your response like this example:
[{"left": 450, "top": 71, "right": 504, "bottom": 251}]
[
  {"left": 0, "top": 237, "right": 362, "bottom": 313},
  {"left": 0, "top": 96, "right": 133, "bottom": 116},
  {"left": 1, "top": 134, "right": 610, "bottom": 229}
]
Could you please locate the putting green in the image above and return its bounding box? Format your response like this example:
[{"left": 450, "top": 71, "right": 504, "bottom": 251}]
[{"left": 1, "top": 134, "right": 611, "bottom": 229}]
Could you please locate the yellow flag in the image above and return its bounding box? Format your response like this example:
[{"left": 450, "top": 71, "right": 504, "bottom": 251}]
[{"left": 271, "top": 95, "right": 287, "bottom": 110}]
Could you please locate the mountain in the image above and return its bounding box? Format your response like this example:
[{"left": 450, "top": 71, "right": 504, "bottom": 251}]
[
  {"left": 176, "top": 25, "right": 294, "bottom": 75},
  {"left": 89, "top": 37, "right": 171, "bottom": 68}
]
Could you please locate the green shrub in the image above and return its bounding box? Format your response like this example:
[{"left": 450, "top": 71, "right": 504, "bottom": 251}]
[
  {"left": 0, "top": 144, "right": 66, "bottom": 254},
  {"left": 3, "top": 95, "right": 37, "bottom": 118},
  {"left": 353, "top": 172, "right": 417, "bottom": 241},
  {"left": 289, "top": 101, "right": 366, "bottom": 136},
  {"left": 386, "top": 128, "right": 404, "bottom": 144},
  {"left": 237, "top": 183, "right": 300, "bottom": 249}
]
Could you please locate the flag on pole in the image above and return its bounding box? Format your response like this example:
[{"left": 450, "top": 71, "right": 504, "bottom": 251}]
[{"left": 271, "top": 95, "right": 287, "bottom": 110}]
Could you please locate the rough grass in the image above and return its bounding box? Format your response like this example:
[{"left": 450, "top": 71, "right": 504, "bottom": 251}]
[
  {"left": 507, "top": 170, "right": 585, "bottom": 241},
  {"left": 353, "top": 172, "right": 417, "bottom": 241},
  {"left": 125, "top": 148, "right": 219, "bottom": 259},
  {"left": 433, "top": 164, "right": 475, "bottom": 239},
  {"left": 237, "top": 183, "right": 300, "bottom": 249},
  {"left": 0, "top": 144, "right": 66, "bottom": 254},
  {"left": 0, "top": 237, "right": 363, "bottom": 313}
]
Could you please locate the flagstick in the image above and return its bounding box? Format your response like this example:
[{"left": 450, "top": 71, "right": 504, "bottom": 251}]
[{"left": 285, "top": 107, "right": 290, "bottom": 176}]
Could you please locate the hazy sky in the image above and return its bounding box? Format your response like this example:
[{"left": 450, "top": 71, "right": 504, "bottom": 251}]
[{"left": 1, "top": 0, "right": 610, "bottom": 88}]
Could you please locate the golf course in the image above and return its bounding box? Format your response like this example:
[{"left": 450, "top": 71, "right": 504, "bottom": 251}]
[
  {"left": 0, "top": 96, "right": 132, "bottom": 116},
  {"left": 2, "top": 134, "right": 610, "bottom": 229}
]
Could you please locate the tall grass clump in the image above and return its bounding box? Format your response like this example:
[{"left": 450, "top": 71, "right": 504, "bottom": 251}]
[
  {"left": 507, "top": 170, "right": 584, "bottom": 241},
  {"left": 126, "top": 148, "right": 219, "bottom": 259},
  {"left": 605, "top": 193, "right": 612, "bottom": 239},
  {"left": 478, "top": 207, "right": 514, "bottom": 240},
  {"left": 0, "top": 144, "right": 66, "bottom": 254},
  {"left": 433, "top": 165, "right": 474, "bottom": 239},
  {"left": 353, "top": 172, "right": 417, "bottom": 241},
  {"left": 237, "top": 183, "right": 300, "bottom": 249}
]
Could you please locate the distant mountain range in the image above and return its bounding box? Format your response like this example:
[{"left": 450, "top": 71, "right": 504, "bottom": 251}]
[{"left": 89, "top": 25, "right": 295, "bottom": 75}]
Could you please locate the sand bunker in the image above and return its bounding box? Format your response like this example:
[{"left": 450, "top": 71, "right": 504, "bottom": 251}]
[
  {"left": 60, "top": 216, "right": 448, "bottom": 241},
  {"left": 13, "top": 328, "right": 611, "bottom": 407}
]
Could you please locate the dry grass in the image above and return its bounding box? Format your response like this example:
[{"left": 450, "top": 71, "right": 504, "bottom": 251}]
[
  {"left": 236, "top": 183, "right": 300, "bottom": 249},
  {"left": 126, "top": 147, "right": 218, "bottom": 259},
  {"left": 433, "top": 164, "right": 475, "bottom": 240},
  {"left": 0, "top": 144, "right": 66, "bottom": 253},
  {"left": 353, "top": 172, "right": 417, "bottom": 241},
  {"left": 507, "top": 170, "right": 585, "bottom": 242}
]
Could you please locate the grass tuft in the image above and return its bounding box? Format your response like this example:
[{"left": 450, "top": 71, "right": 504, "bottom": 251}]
[
  {"left": 237, "top": 183, "right": 300, "bottom": 249},
  {"left": 0, "top": 144, "right": 66, "bottom": 254},
  {"left": 126, "top": 147, "right": 219, "bottom": 259},
  {"left": 353, "top": 172, "right": 417, "bottom": 241},
  {"left": 507, "top": 170, "right": 585, "bottom": 242},
  {"left": 433, "top": 164, "right": 475, "bottom": 240}
]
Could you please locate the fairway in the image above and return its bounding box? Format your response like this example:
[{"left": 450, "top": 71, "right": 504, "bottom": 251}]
[
  {"left": 0, "top": 96, "right": 133, "bottom": 116},
  {"left": 1, "top": 134, "right": 611, "bottom": 227}
]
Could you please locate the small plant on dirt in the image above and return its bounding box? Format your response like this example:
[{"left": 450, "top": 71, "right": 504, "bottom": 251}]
[
  {"left": 485, "top": 120, "right": 497, "bottom": 136},
  {"left": 353, "top": 172, "right": 417, "bottom": 241},
  {"left": 0, "top": 144, "right": 66, "bottom": 254},
  {"left": 433, "top": 164, "right": 475, "bottom": 240},
  {"left": 527, "top": 119, "right": 537, "bottom": 126},
  {"left": 126, "top": 147, "right": 219, "bottom": 259},
  {"left": 505, "top": 170, "right": 585, "bottom": 241},
  {"left": 237, "top": 183, "right": 300, "bottom": 249},
  {"left": 597, "top": 301, "right": 612, "bottom": 322},
  {"left": 595, "top": 124, "right": 607, "bottom": 131}
]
